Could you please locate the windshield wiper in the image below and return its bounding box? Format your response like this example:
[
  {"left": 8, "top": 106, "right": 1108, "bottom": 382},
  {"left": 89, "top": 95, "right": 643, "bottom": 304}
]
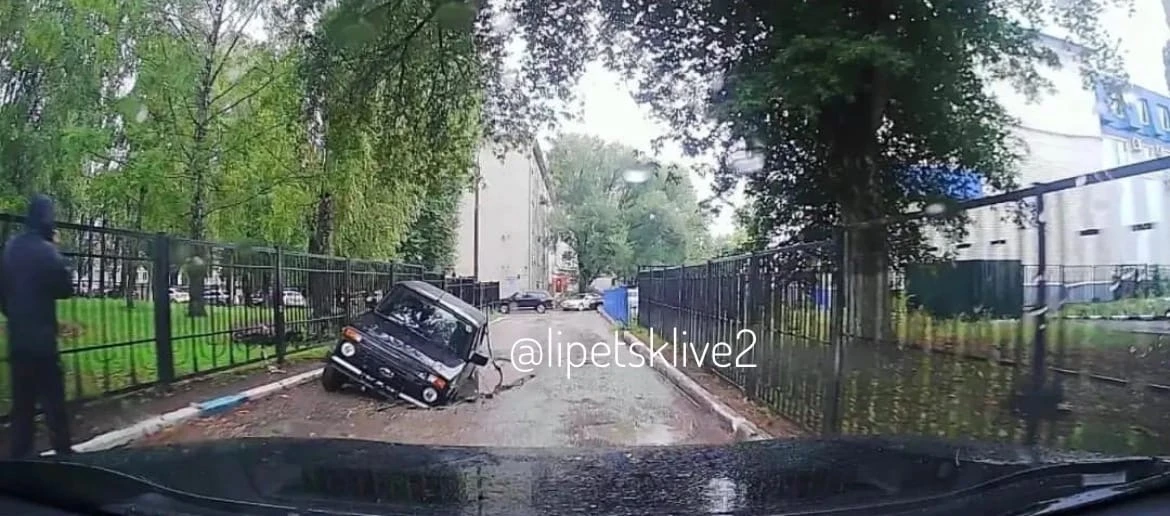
[
  {"left": 765, "top": 458, "right": 1170, "bottom": 516},
  {"left": 1010, "top": 466, "right": 1170, "bottom": 515}
]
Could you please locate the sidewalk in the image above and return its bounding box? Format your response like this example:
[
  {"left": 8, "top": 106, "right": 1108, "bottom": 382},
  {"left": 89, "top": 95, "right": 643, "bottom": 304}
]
[
  {"left": 0, "top": 354, "right": 324, "bottom": 453},
  {"left": 625, "top": 327, "right": 806, "bottom": 438}
]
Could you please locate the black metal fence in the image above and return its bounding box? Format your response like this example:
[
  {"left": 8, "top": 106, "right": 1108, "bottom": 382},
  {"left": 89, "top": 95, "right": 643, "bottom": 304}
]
[
  {"left": 0, "top": 215, "right": 499, "bottom": 417},
  {"left": 638, "top": 156, "right": 1170, "bottom": 456}
]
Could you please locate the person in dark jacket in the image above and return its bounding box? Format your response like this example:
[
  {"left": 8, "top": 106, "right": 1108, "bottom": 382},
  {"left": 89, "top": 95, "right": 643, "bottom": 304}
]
[{"left": 0, "top": 194, "right": 74, "bottom": 458}]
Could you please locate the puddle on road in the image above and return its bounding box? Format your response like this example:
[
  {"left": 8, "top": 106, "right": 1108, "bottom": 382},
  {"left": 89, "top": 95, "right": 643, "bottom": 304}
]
[
  {"left": 573, "top": 421, "right": 681, "bottom": 447},
  {"left": 704, "top": 477, "right": 742, "bottom": 514}
]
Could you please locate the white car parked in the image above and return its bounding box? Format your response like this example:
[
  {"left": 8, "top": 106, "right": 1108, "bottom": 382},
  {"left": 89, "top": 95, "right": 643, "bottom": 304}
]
[
  {"left": 560, "top": 293, "right": 601, "bottom": 311},
  {"left": 282, "top": 289, "right": 308, "bottom": 307},
  {"left": 168, "top": 287, "right": 190, "bottom": 303}
]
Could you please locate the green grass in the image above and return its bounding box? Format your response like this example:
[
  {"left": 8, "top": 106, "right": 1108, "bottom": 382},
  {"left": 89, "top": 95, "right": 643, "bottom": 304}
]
[
  {"left": 679, "top": 301, "right": 1164, "bottom": 359},
  {"left": 1061, "top": 298, "right": 1170, "bottom": 317},
  {"left": 0, "top": 298, "right": 325, "bottom": 409},
  {"left": 635, "top": 315, "right": 1170, "bottom": 455}
]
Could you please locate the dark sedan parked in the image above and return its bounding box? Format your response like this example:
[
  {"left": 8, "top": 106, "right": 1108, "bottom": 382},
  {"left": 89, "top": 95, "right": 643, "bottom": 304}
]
[{"left": 498, "top": 290, "right": 554, "bottom": 314}]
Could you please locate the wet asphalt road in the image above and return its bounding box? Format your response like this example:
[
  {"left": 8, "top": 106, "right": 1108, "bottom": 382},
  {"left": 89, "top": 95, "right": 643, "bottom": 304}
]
[{"left": 138, "top": 310, "right": 731, "bottom": 448}]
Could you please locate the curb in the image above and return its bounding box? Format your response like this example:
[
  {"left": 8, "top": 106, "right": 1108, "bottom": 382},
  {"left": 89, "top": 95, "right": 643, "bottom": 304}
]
[
  {"left": 595, "top": 311, "right": 769, "bottom": 442},
  {"left": 43, "top": 367, "right": 324, "bottom": 455}
]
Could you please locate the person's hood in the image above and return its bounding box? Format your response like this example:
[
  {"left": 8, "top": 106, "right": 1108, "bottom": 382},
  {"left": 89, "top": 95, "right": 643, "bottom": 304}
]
[{"left": 25, "top": 194, "right": 56, "bottom": 240}]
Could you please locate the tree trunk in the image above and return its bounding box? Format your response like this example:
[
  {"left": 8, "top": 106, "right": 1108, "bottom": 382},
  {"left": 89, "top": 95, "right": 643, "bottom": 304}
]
[
  {"left": 822, "top": 63, "right": 894, "bottom": 346},
  {"left": 307, "top": 192, "right": 335, "bottom": 337},
  {"left": 123, "top": 186, "right": 147, "bottom": 310},
  {"left": 185, "top": 0, "right": 226, "bottom": 318},
  {"left": 841, "top": 212, "right": 892, "bottom": 345}
]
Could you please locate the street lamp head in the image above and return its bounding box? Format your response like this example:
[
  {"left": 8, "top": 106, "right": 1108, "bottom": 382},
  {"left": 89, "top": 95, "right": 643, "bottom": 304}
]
[{"left": 622, "top": 169, "right": 652, "bottom": 184}]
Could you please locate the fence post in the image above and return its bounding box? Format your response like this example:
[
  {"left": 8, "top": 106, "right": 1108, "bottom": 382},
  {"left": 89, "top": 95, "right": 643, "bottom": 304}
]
[
  {"left": 273, "top": 246, "right": 286, "bottom": 364},
  {"left": 745, "top": 253, "right": 761, "bottom": 395},
  {"left": 151, "top": 234, "right": 175, "bottom": 386},
  {"left": 343, "top": 258, "right": 352, "bottom": 318},
  {"left": 748, "top": 253, "right": 762, "bottom": 327},
  {"left": 822, "top": 229, "right": 847, "bottom": 435},
  {"left": 1031, "top": 192, "right": 1048, "bottom": 385},
  {"left": 705, "top": 260, "right": 714, "bottom": 346}
]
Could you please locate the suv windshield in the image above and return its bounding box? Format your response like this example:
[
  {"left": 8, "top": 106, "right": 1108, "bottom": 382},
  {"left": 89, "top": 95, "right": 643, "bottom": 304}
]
[{"left": 374, "top": 288, "right": 473, "bottom": 357}]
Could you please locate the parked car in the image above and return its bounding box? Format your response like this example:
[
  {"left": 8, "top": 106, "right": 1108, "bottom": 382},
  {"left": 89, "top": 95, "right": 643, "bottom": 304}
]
[
  {"left": 168, "top": 287, "right": 190, "bottom": 303},
  {"left": 248, "top": 290, "right": 268, "bottom": 306},
  {"left": 499, "top": 290, "right": 554, "bottom": 314},
  {"left": 364, "top": 289, "right": 385, "bottom": 310},
  {"left": 282, "top": 289, "right": 308, "bottom": 307},
  {"left": 203, "top": 289, "right": 230, "bottom": 305},
  {"left": 321, "top": 280, "right": 490, "bottom": 407},
  {"left": 560, "top": 293, "right": 601, "bottom": 311}
]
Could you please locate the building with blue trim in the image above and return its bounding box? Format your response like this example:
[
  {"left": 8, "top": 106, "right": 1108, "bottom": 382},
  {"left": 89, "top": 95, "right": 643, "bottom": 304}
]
[{"left": 934, "top": 33, "right": 1170, "bottom": 302}]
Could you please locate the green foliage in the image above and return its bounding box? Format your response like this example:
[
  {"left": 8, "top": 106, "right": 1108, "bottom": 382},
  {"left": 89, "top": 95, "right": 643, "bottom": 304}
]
[
  {"left": 507, "top": 0, "right": 1128, "bottom": 259},
  {"left": 710, "top": 224, "right": 750, "bottom": 258},
  {"left": 547, "top": 133, "right": 709, "bottom": 287},
  {"left": 0, "top": 0, "right": 485, "bottom": 270}
]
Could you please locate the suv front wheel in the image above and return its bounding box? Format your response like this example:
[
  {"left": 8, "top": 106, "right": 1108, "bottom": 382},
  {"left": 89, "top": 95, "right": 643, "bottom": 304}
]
[
  {"left": 535, "top": 303, "right": 547, "bottom": 313},
  {"left": 321, "top": 364, "right": 344, "bottom": 392}
]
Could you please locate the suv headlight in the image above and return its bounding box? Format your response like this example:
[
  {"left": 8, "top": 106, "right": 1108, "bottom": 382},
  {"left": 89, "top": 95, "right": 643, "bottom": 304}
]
[{"left": 339, "top": 341, "right": 356, "bottom": 357}]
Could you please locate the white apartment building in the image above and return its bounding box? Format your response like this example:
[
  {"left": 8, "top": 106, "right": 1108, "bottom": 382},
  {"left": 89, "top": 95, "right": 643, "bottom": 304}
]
[
  {"left": 453, "top": 142, "right": 554, "bottom": 297},
  {"left": 937, "top": 37, "right": 1168, "bottom": 256},
  {"left": 927, "top": 33, "right": 1170, "bottom": 304}
]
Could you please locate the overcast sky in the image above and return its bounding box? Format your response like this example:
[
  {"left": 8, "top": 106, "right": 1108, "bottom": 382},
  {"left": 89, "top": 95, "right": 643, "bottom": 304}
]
[
  {"left": 549, "top": 61, "right": 743, "bottom": 237},
  {"left": 241, "top": 2, "right": 1167, "bottom": 237}
]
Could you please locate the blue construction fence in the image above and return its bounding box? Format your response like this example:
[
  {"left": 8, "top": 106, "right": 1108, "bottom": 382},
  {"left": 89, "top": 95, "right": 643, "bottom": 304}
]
[{"left": 602, "top": 286, "right": 630, "bottom": 325}]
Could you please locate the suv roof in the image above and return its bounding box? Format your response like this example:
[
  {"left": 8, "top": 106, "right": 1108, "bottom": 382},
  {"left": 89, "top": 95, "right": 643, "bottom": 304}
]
[{"left": 398, "top": 280, "right": 487, "bottom": 327}]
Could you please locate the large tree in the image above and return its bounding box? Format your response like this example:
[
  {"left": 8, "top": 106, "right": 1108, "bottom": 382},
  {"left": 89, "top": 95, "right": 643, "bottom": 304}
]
[
  {"left": 518, "top": 0, "right": 1127, "bottom": 341},
  {"left": 0, "top": 0, "right": 491, "bottom": 319},
  {"left": 547, "top": 133, "right": 710, "bottom": 289}
]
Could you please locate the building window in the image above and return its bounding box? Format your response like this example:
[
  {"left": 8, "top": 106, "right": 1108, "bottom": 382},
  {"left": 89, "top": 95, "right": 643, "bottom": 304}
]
[
  {"left": 1079, "top": 228, "right": 1100, "bottom": 236},
  {"left": 989, "top": 239, "right": 1006, "bottom": 245},
  {"left": 1110, "top": 94, "right": 1125, "bottom": 117},
  {"left": 1139, "top": 99, "right": 1151, "bottom": 125},
  {"left": 1161, "top": 106, "right": 1170, "bottom": 130},
  {"left": 1132, "top": 222, "right": 1155, "bottom": 231}
]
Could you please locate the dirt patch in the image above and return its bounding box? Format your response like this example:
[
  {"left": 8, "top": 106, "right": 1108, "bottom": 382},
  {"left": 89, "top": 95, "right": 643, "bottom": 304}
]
[
  {"left": 627, "top": 331, "right": 805, "bottom": 439},
  {"left": 0, "top": 353, "right": 326, "bottom": 454}
]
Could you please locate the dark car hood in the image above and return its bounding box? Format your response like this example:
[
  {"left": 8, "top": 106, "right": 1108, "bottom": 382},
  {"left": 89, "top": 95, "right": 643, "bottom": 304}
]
[
  {"left": 351, "top": 312, "right": 465, "bottom": 373},
  {"left": 28, "top": 436, "right": 1163, "bottom": 515}
]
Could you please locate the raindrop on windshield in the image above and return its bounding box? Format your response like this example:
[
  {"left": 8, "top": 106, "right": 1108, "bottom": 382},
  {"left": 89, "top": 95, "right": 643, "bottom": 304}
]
[{"left": 623, "top": 169, "right": 652, "bottom": 183}]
